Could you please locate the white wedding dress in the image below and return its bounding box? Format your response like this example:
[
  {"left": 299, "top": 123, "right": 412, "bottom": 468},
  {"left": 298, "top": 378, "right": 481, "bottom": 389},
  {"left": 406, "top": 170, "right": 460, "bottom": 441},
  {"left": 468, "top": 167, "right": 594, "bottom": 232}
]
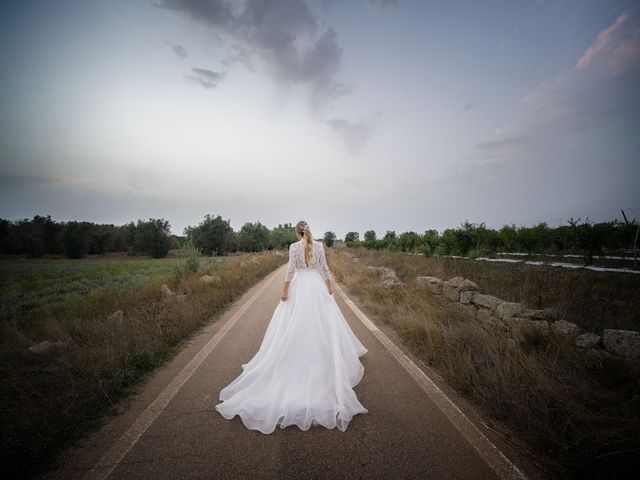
[{"left": 214, "top": 239, "right": 368, "bottom": 434}]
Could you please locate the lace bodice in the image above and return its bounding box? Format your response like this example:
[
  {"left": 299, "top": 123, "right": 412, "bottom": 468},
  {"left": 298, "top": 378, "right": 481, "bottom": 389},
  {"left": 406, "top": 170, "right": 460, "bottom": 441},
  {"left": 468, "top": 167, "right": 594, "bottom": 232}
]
[{"left": 285, "top": 239, "right": 332, "bottom": 282}]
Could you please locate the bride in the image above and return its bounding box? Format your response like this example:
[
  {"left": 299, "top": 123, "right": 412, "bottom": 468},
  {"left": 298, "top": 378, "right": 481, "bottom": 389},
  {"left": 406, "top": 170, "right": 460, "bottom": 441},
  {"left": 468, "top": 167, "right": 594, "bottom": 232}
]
[{"left": 214, "top": 220, "right": 368, "bottom": 433}]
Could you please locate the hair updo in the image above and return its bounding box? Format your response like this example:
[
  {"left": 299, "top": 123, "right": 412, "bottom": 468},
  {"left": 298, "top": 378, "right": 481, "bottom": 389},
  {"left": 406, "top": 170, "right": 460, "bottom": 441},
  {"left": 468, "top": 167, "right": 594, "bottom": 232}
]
[{"left": 295, "top": 220, "right": 314, "bottom": 267}]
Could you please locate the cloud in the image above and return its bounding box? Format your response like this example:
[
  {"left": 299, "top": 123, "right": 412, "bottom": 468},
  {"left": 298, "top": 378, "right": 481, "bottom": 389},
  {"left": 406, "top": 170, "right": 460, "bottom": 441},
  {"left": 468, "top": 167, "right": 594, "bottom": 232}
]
[
  {"left": 154, "top": 0, "right": 349, "bottom": 109},
  {"left": 165, "top": 41, "right": 188, "bottom": 59},
  {"left": 185, "top": 67, "right": 226, "bottom": 89},
  {"left": 472, "top": 136, "right": 528, "bottom": 151},
  {"left": 326, "top": 117, "right": 376, "bottom": 157},
  {"left": 154, "top": 0, "right": 377, "bottom": 156},
  {"left": 367, "top": 0, "right": 400, "bottom": 8},
  {"left": 575, "top": 9, "right": 640, "bottom": 76},
  {"left": 343, "top": 176, "right": 367, "bottom": 187},
  {"left": 467, "top": 7, "right": 640, "bottom": 163},
  {"left": 458, "top": 103, "right": 474, "bottom": 113},
  {"left": 221, "top": 43, "right": 257, "bottom": 72}
]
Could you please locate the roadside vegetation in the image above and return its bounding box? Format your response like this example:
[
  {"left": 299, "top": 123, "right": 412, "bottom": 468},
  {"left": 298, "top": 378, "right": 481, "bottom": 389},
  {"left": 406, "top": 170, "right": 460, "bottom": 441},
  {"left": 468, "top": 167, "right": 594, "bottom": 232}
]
[
  {"left": 328, "top": 246, "right": 640, "bottom": 479},
  {"left": 0, "top": 248, "right": 286, "bottom": 478}
]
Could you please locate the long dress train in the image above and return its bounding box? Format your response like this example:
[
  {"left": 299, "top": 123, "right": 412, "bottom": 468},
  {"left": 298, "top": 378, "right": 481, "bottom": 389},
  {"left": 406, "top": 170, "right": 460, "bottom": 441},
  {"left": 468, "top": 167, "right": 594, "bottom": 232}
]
[{"left": 214, "top": 240, "right": 368, "bottom": 434}]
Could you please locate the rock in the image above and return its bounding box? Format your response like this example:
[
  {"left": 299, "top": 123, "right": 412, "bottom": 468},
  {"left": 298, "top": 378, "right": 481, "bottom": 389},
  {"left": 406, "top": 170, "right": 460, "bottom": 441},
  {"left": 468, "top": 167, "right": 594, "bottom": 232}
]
[
  {"left": 161, "top": 284, "right": 175, "bottom": 297},
  {"left": 459, "top": 290, "right": 478, "bottom": 304},
  {"left": 443, "top": 276, "right": 465, "bottom": 301},
  {"left": 521, "top": 307, "right": 559, "bottom": 321},
  {"left": 472, "top": 294, "right": 504, "bottom": 312},
  {"left": 602, "top": 329, "right": 640, "bottom": 358},
  {"left": 527, "top": 319, "right": 550, "bottom": 332},
  {"left": 446, "top": 276, "right": 466, "bottom": 288},
  {"left": 108, "top": 309, "right": 124, "bottom": 325},
  {"left": 508, "top": 319, "right": 549, "bottom": 343},
  {"left": 28, "top": 340, "right": 70, "bottom": 354},
  {"left": 416, "top": 276, "right": 444, "bottom": 295},
  {"left": 381, "top": 278, "right": 406, "bottom": 288},
  {"left": 443, "top": 277, "right": 479, "bottom": 302},
  {"left": 28, "top": 340, "right": 53, "bottom": 354},
  {"left": 416, "top": 276, "right": 442, "bottom": 287},
  {"left": 574, "top": 332, "right": 602, "bottom": 348},
  {"left": 352, "top": 257, "right": 359, "bottom": 263},
  {"left": 379, "top": 267, "right": 395, "bottom": 279},
  {"left": 550, "top": 320, "right": 583, "bottom": 339},
  {"left": 443, "top": 284, "right": 460, "bottom": 301},
  {"left": 427, "top": 281, "right": 444, "bottom": 295},
  {"left": 459, "top": 279, "right": 479, "bottom": 291},
  {"left": 200, "top": 274, "right": 220, "bottom": 284},
  {"left": 496, "top": 302, "right": 525, "bottom": 320},
  {"left": 371, "top": 267, "right": 405, "bottom": 288},
  {"left": 475, "top": 309, "right": 508, "bottom": 332}
]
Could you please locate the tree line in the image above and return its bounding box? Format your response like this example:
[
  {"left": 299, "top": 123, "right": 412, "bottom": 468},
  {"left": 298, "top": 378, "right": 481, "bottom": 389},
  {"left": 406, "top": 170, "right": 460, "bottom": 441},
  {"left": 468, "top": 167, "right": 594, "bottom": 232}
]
[
  {"left": 2, "top": 213, "right": 637, "bottom": 266},
  {"left": 0, "top": 214, "right": 339, "bottom": 259},
  {"left": 342, "top": 215, "right": 639, "bottom": 266}
]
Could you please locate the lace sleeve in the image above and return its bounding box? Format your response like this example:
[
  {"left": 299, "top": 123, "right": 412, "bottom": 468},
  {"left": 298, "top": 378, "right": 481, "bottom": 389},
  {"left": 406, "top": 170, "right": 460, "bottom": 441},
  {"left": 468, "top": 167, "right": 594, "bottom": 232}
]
[
  {"left": 285, "top": 243, "right": 295, "bottom": 282},
  {"left": 317, "top": 242, "right": 332, "bottom": 281}
]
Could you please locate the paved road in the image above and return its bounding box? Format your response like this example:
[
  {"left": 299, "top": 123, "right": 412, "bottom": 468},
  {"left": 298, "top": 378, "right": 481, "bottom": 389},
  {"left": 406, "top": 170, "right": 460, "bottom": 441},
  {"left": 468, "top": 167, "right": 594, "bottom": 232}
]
[{"left": 44, "top": 264, "right": 537, "bottom": 480}]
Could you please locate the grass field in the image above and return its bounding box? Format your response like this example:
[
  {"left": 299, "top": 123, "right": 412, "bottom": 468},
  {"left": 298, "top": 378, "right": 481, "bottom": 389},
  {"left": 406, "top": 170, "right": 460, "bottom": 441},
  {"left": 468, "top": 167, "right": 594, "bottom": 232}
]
[
  {"left": 0, "top": 250, "right": 286, "bottom": 478},
  {"left": 329, "top": 246, "right": 640, "bottom": 480},
  {"left": 0, "top": 256, "right": 224, "bottom": 322}
]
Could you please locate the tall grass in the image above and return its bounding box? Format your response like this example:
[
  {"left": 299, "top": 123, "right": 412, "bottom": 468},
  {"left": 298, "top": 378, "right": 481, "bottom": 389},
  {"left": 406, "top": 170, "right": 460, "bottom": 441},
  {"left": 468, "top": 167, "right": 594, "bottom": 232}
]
[
  {"left": 0, "top": 251, "right": 285, "bottom": 478},
  {"left": 346, "top": 247, "right": 640, "bottom": 332},
  {"left": 329, "top": 247, "right": 640, "bottom": 479}
]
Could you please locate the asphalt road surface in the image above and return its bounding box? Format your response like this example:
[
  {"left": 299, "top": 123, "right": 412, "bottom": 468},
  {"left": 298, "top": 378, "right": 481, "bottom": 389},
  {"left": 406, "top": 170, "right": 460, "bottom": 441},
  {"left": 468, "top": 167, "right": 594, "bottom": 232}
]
[{"left": 42, "top": 264, "right": 540, "bottom": 480}]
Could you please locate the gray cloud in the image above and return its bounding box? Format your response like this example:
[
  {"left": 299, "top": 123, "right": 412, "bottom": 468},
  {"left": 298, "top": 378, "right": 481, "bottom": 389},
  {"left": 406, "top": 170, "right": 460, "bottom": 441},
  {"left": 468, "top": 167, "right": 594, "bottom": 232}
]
[
  {"left": 185, "top": 67, "right": 226, "bottom": 89},
  {"left": 326, "top": 117, "right": 375, "bottom": 157},
  {"left": 343, "top": 176, "right": 367, "bottom": 187},
  {"left": 221, "top": 43, "right": 257, "bottom": 72},
  {"left": 155, "top": 0, "right": 347, "bottom": 104},
  {"left": 154, "top": 0, "right": 375, "bottom": 155},
  {"left": 367, "top": 0, "right": 400, "bottom": 8},
  {"left": 165, "top": 41, "right": 188, "bottom": 59},
  {"left": 472, "top": 136, "right": 528, "bottom": 151}
]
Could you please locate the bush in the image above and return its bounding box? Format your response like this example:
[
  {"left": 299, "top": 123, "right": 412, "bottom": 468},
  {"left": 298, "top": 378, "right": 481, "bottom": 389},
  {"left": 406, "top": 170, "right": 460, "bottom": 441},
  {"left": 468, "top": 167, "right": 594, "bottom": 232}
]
[{"left": 134, "top": 219, "right": 171, "bottom": 258}]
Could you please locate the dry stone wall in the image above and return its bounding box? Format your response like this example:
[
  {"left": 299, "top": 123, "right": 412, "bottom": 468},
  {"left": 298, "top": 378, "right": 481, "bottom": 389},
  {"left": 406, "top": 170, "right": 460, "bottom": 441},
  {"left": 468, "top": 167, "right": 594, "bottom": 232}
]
[{"left": 417, "top": 275, "right": 640, "bottom": 360}]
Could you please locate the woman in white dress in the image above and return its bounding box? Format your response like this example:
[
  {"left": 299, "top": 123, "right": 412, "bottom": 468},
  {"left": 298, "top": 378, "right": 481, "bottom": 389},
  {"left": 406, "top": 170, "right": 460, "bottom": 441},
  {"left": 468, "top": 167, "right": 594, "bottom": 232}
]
[{"left": 214, "top": 220, "right": 368, "bottom": 434}]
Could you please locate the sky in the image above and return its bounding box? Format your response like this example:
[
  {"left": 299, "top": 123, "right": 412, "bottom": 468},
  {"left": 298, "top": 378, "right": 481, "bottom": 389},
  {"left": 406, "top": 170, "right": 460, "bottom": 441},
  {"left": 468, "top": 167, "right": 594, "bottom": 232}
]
[{"left": 1, "top": 0, "right": 639, "bottom": 238}]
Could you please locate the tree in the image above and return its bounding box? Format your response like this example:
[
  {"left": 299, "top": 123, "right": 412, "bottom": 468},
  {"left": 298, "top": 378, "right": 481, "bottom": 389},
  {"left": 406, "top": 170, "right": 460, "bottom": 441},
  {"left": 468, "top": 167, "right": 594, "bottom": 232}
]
[
  {"left": 422, "top": 229, "right": 439, "bottom": 256},
  {"left": 621, "top": 209, "right": 639, "bottom": 268},
  {"left": 498, "top": 223, "right": 518, "bottom": 252},
  {"left": 63, "top": 221, "right": 92, "bottom": 258},
  {"left": 323, "top": 231, "right": 337, "bottom": 247},
  {"left": 364, "top": 230, "right": 376, "bottom": 241},
  {"left": 237, "top": 221, "right": 271, "bottom": 252},
  {"left": 270, "top": 223, "right": 296, "bottom": 249},
  {"left": 398, "top": 231, "right": 421, "bottom": 252},
  {"left": 134, "top": 218, "right": 172, "bottom": 258},
  {"left": 344, "top": 231, "right": 359, "bottom": 243},
  {"left": 568, "top": 217, "right": 607, "bottom": 265},
  {"left": 184, "top": 214, "right": 234, "bottom": 256}
]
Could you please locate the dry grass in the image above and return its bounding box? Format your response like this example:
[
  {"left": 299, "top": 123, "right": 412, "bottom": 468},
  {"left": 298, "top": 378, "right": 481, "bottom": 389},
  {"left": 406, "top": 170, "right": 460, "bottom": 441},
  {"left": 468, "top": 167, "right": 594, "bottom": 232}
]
[
  {"left": 0, "top": 251, "right": 286, "bottom": 478},
  {"left": 328, "top": 246, "right": 640, "bottom": 480},
  {"left": 344, "top": 248, "right": 640, "bottom": 333}
]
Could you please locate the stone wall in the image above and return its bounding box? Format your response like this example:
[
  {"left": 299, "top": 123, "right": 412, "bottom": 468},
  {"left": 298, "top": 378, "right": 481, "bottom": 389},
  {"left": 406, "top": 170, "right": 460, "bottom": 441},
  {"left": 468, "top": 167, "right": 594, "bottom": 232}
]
[{"left": 417, "top": 275, "right": 640, "bottom": 360}]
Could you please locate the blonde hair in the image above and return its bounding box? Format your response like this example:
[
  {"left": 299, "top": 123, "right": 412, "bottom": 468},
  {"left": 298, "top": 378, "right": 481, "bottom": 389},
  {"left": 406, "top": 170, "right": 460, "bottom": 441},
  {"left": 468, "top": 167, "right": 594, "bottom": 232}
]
[{"left": 295, "top": 220, "right": 314, "bottom": 267}]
